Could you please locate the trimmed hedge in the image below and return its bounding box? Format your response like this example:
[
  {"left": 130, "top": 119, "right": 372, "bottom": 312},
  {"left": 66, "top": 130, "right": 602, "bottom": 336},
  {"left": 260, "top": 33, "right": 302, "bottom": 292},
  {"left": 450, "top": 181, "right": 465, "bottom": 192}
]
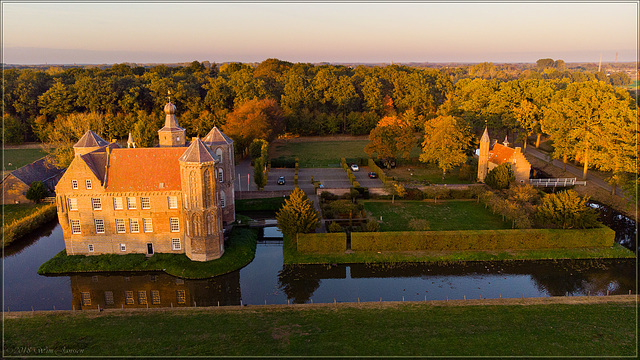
[
  {"left": 297, "top": 233, "right": 347, "bottom": 253},
  {"left": 351, "top": 226, "right": 615, "bottom": 252},
  {"left": 3, "top": 203, "right": 57, "bottom": 247},
  {"left": 368, "top": 158, "right": 388, "bottom": 183}
]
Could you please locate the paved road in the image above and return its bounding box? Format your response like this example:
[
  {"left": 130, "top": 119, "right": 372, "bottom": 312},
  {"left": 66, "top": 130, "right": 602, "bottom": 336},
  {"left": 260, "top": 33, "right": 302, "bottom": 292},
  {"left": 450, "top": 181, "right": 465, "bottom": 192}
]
[{"left": 524, "top": 147, "right": 624, "bottom": 197}]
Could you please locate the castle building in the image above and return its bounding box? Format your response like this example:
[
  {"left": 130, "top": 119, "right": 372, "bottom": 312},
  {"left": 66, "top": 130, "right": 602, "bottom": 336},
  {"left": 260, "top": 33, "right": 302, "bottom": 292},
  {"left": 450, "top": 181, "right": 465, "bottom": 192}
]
[
  {"left": 54, "top": 102, "right": 235, "bottom": 261},
  {"left": 477, "top": 127, "right": 531, "bottom": 184}
]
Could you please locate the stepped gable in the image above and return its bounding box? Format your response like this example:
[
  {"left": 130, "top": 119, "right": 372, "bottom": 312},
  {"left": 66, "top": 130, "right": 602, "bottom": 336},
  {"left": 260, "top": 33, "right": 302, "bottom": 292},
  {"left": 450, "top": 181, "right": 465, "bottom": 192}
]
[
  {"left": 158, "top": 102, "right": 185, "bottom": 132},
  {"left": 105, "top": 147, "right": 186, "bottom": 191},
  {"left": 179, "top": 138, "right": 217, "bottom": 163},
  {"left": 73, "top": 130, "right": 109, "bottom": 148},
  {"left": 202, "top": 126, "right": 233, "bottom": 146},
  {"left": 488, "top": 143, "right": 516, "bottom": 165}
]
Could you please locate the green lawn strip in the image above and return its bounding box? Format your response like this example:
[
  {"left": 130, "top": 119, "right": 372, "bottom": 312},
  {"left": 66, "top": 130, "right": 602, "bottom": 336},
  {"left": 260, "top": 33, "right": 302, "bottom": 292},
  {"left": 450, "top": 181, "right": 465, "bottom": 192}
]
[
  {"left": 235, "top": 197, "right": 287, "bottom": 212},
  {"left": 364, "top": 200, "right": 512, "bottom": 231},
  {"left": 270, "top": 140, "right": 371, "bottom": 168},
  {"left": 386, "top": 164, "right": 472, "bottom": 184},
  {"left": 3, "top": 203, "right": 58, "bottom": 247},
  {"left": 3, "top": 203, "right": 52, "bottom": 225},
  {"left": 2, "top": 148, "right": 47, "bottom": 170},
  {"left": 38, "top": 227, "right": 258, "bottom": 279},
  {"left": 4, "top": 302, "right": 635, "bottom": 356}
]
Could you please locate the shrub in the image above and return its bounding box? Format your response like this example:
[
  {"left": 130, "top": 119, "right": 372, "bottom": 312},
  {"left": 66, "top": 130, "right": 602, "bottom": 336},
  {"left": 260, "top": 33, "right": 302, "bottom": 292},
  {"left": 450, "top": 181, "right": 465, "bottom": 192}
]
[
  {"left": 485, "top": 163, "right": 515, "bottom": 190},
  {"left": 408, "top": 218, "right": 430, "bottom": 231},
  {"left": 327, "top": 222, "right": 343, "bottom": 233},
  {"left": 364, "top": 220, "right": 380, "bottom": 232},
  {"left": 320, "top": 191, "right": 339, "bottom": 202},
  {"left": 536, "top": 190, "right": 600, "bottom": 229},
  {"left": 26, "top": 181, "right": 48, "bottom": 203}
]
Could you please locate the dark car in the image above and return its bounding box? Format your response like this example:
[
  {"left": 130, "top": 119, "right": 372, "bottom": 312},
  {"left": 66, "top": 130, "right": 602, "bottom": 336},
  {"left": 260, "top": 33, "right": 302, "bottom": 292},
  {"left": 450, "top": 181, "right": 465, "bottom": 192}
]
[
  {"left": 277, "top": 176, "right": 286, "bottom": 185},
  {"left": 368, "top": 172, "right": 378, "bottom": 179}
]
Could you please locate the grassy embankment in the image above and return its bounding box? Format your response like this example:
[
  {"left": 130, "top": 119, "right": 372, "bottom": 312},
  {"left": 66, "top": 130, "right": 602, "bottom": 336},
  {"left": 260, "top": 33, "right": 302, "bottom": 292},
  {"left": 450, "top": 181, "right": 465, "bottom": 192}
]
[
  {"left": 4, "top": 299, "right": 636, "bottom": 357},
  {"left": 38, "top": 227, "right": 258, "bottom": 279},
  {"left": 286, "top": 200, "right": 634, "bottom": 264},
  {"left": 3, "top": 203, "right": 58, "bottom": 247}
]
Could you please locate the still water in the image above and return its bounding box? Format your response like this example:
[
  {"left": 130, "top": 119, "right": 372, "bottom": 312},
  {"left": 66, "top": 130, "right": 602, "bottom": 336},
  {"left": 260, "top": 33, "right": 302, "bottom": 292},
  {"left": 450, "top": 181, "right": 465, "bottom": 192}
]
[{"left": 3, "top": 208, "right": 637, "bottom": 311}]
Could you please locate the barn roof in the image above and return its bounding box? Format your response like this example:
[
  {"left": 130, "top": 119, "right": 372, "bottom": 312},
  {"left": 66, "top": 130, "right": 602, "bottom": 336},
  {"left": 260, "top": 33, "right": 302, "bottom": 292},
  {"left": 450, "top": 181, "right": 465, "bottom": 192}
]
[{"left": 10, "top": 156, "right": 66, "bottom": 186}]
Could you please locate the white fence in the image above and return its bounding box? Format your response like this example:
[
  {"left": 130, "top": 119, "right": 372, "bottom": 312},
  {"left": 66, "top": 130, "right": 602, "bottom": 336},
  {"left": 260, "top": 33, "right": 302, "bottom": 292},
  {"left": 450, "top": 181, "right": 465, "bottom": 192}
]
[{"left": 529, "top": 178, "right": 586, "bottom": 187}]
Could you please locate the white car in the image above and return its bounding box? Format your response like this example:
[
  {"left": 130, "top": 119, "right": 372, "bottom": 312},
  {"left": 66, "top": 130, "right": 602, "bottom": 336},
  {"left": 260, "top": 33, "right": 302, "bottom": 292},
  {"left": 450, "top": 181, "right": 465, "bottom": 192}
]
[{"left": 350, "top": 164, "right": 359, "bottom": 171}]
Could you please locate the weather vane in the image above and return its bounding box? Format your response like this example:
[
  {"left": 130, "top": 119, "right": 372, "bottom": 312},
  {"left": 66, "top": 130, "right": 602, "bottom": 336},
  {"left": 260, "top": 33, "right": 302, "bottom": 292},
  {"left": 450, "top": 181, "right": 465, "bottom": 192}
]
[{"left": 168, "top": 90, "right": 171, "bottom": 103}]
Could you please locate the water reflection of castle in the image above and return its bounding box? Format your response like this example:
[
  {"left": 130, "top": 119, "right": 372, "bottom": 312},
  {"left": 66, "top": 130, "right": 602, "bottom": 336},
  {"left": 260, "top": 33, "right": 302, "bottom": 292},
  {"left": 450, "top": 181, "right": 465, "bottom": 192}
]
[{"left": 70, "top": 271, "right": 240, "bottom": 310}]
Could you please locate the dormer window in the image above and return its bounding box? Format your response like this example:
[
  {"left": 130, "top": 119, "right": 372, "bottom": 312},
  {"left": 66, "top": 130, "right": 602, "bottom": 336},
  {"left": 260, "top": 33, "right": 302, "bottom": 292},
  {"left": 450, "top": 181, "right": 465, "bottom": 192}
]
[
  {"left": 71, "top": 180, "right": 78, "bottom": 189},
  {"left": 176, "top": 136, "right": 180, "bottom": 142},
  {"left": 85, "top": 179, "right": 92, "bottom": 189}
]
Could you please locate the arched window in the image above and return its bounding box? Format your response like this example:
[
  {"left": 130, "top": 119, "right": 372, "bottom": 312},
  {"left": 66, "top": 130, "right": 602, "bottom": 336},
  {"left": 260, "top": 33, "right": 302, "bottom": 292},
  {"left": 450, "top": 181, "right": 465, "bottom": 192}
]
[
  {"left": 218, "top": 168, "right": 223, "bottom": 183},
  {"left": 207, "top": 212, "right": 214, "bottom": 235},
  {"left": 216, "top": 148, "right": 223, "bottom": 162},
  {"left": 220, "top": 191, "right": 226, "bottom": 208},
  {"left": 204, "top": 168, "right": 213, "bottom": 208},
  {"left": 189, "top": 170, "right": 198, "bottom": 208},
  {"left": 193, "top": 213, "right": 202, "bottom": 237}
]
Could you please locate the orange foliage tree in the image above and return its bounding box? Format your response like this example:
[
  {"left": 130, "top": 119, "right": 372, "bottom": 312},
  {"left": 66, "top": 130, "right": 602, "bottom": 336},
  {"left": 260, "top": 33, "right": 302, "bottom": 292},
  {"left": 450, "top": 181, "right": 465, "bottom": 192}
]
[
  {"left": 222, "top": 98, "right": 283, "bottom": 154},
  {"left": 364, "top": 115, "right": 415, "bottom": 162}
]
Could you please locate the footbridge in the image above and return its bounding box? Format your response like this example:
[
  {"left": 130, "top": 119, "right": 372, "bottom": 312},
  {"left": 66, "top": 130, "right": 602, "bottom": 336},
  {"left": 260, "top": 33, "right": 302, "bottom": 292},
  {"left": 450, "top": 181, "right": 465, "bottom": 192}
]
[{"left": 529, "top": 178, "right": 587, "bottom": 187}]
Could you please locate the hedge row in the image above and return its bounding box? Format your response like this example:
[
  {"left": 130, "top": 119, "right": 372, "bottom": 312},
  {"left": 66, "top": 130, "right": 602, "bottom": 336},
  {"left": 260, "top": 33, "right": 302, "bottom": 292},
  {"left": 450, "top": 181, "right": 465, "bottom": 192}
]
[
  {"left": 294, "top": 158, "right": 299, "bottom": 187},
  {"left": 3, "top": 203, "right": 57, "bottom": 247},
  {"left": 297, "top": 233, "right": 347, "bottom": 253},
  {"left": 350, "top": 226, "right": 615, "bottom": 252},
  {"left": 368, "top": 158, "right": 388, "bottom": 183}
]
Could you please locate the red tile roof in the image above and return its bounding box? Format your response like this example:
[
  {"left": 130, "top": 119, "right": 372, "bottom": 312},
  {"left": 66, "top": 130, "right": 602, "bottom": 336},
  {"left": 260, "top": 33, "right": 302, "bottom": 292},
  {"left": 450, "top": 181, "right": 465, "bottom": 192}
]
[
  {"left": 488, "top": 143, "right": 515, "bottom": 165},
  {"left": 105, "top": 147, "right": 187, "bottom": 191}
]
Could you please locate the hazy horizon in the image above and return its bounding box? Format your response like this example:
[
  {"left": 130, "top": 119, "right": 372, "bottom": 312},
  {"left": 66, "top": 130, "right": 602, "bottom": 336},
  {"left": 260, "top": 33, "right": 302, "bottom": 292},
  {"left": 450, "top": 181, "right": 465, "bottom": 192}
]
[{"left": 2, "top": 2, "right": 638, "bottom": 65}]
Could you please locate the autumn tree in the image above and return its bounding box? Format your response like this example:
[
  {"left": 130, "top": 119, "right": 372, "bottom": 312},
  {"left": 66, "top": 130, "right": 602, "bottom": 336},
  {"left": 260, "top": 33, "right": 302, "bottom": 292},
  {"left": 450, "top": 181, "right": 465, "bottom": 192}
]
[
  {"left": 44, "top": 112, "right": 107, "bottom": 167},
  {"left": 536, "top": 190, "right": 599, "bottom": 229},
  {"left": 419, "top": 115, "right": 472, "bottom": 180},
  {"left": 364, "top": 115, "right": 415, "bottom": 164},
  {"left": 384, "top": 182, "right": 406, "bottom": 204},
  {"left": 276, "top": 188, "right": 320, "bottom": 239},
  {"left": 223, "top": 99, "right": 283, "bottom": 155}
]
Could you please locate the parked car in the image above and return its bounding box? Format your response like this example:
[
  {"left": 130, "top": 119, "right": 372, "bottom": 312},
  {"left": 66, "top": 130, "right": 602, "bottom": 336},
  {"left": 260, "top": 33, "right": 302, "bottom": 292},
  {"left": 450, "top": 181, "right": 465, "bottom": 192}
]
[
  {"left": 277, "top": 176, "right": 285, "bottom": 185},
  {"left": 368, "top": 172, "right": 378, "bottom": 179},
  {"left": 350, "top": 164, "right": 359, "bottom": 171}
]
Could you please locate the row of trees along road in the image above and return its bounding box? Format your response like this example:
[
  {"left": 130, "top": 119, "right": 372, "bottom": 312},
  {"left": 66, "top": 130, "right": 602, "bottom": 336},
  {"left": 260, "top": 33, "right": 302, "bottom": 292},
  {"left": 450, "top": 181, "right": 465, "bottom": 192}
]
[{"left": 3, "top": 59, "right": 637, "bottom": 188}]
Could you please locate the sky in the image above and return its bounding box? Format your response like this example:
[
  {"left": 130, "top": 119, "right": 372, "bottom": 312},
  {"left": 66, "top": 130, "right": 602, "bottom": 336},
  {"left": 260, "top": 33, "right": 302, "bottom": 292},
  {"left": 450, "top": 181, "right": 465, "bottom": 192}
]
[{"left": 2, "top": 1, "right": 638, "bottom": 65}]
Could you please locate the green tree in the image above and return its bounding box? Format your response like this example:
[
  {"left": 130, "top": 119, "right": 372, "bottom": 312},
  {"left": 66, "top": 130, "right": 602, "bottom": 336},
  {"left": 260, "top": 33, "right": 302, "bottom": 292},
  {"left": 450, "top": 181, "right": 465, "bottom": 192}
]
[
  {"left": 536, "top": 190, "right": 599, "bottom": 229},
  {"left": 2, "top": 113, "right": 26, "bottom": 144},
  {"left": 45, "top": 112, "right": 106, "bottom": 167},
  {"left": 364, "top": 115, "right": 415, "bottom": 163},
  {"left": 485, "top": 163, "right": 515, "bottom": 190},
  {"left": 419, "top": 115, "right": 472, "bottom": 180},
  {"left": 37, "top": 80, "right": 76, "bottom": 120},
  {"left": 26, "top": 181, "right": 48, "bottom": 203},
  {"left": 276, "top": 188, "right": 320, "bottom": 239}
]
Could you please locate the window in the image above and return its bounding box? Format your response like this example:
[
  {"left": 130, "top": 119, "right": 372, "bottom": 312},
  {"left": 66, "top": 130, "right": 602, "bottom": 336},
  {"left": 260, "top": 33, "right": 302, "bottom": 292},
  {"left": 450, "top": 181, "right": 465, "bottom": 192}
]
[
  {"left": 124, "top": 291, "right": 134, "bottom": 305},
  {"left": 220, "top": 191, "right": 226, "bottom": 208},
  {"left": 94, "top": 219, "right": 105, "bottom": 234},
  {"left": 113, "top": 197, "right": 123, "bottom": 210},
  {"left": 68, "top": 198, "right": 78, "bottom": 211},
  {"left": 141, "top": 197, "right": 150, "bottom": 209},
  {"left": 85, "top": 179, "right": 92, "bottom": 189},
  {"left": 172, "top": 238, "right": 181, "bottom": 250},
  {"left": 170, "top": 218, "right": 179, "bottom": 232},
  {"left": 88, "top": 244, "right": 94, "bottom": 252},
  {"left": 176, "top": 290, "right": 186, "bottom": 304},
  {"left": 216, "top": 148, "right": 223, "bottom": 162},
  {"left": 91, "top": 198, "right": 102, "bottom": 210},
  {"left": 138, "top": 291, "right": 147, "bottom": 305},
  {"left": 143, "top": 218, "right": 153, "bottom": 233},
  {"left": 151, "top": 290, "right": 160, "bottom": 305},
  {"left": 81, "top": 292, "right": 91, "bottom": 306},
  {"left": 127, "top": 197, "right": 136, "bottom": 209},
  {"left": 71, "top": 219, "right": 81, "bottom": 234},
  {"left": 129, "top": 219, "right": 139, "bottom": 233},
  {"left": 115, "top": 219, "right": 125, "bottom": 233},
  {"left": 168, "top": 196, "right": 178, "bottom": 209},
  {"left": 71, "top": 180, "right": 78, "bottom": 189},
  {"left": 104, "top": 291, "right": 114, "bottom": 305},
  {"left": 218, "top": 168, "right": 223, "bottom": 182},
  {"left": 120, "top": 244, "right": 126, "bottom": 252}
]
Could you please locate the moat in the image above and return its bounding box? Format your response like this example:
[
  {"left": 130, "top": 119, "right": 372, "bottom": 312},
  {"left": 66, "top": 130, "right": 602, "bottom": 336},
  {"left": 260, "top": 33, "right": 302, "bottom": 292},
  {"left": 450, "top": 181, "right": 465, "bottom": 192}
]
[{"left": 3, "top": 204, "right": 637, "bottom": 311}]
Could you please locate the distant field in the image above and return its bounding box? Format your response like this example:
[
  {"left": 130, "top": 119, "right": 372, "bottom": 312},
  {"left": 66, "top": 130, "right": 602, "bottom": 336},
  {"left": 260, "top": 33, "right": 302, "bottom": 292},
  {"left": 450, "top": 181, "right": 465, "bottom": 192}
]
[
  {"left": 364, "top": 200, "right": 511, "bottom": 231},
  {"left": 2, "top": 149, "right": 47, "bottom": 171}
]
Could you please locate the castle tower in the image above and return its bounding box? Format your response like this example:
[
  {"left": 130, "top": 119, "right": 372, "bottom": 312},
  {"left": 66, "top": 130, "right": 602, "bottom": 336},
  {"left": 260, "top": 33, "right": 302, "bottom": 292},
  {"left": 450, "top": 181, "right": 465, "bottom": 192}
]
[
  {"left": 73, "top": 130, "right": 109, "bottom": 156},
  {"left": 477, "top": 127, "right": 490, "bottom": 182},
  {"left": 158, "top": 102, "right": 186, "bottom": 147},
  {"left": 179, "top": 138, "right": 224, "bottom": 261},
  {"left": 202, "top": 126, "right": 236, "bottom": 225}
]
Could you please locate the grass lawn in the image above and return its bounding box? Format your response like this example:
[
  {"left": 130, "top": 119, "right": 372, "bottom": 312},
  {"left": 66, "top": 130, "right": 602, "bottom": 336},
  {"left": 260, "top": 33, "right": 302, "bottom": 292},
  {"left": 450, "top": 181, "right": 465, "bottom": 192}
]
[
  {"left": 4, "top": 301, "right": 636, "bottom": 357},
  {"left": 2, "top": 203, "right": 51, "bottom": 226},
  {"left": 270, "top": 140, "right": 372, "bottom": 168},
  {"left": 235, "top": 197, "right": 287, "bottom": 212},
  {"left": 2, "top": 148, "right": 47, "bottom": 171},
  {"left": 364, "top": 200, "right": 511, "bottom": 231},
  {"left": 385, "top": 163, "right": 473, "bottom": 185},
  {"left": 38, "top": 227, "right": 258, "bottom": 279}
]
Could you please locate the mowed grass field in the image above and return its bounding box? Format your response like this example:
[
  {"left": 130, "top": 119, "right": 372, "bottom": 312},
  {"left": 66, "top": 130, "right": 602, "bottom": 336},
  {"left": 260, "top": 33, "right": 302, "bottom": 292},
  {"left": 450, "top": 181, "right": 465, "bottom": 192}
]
[
  {"left": 364, "top": 200, "right": 511, "bottom": 231},
  {"left": 4, "top": 301, "right": 636, "bottom": 357},
  {"left": 2, "top": 148, "right": 47, "bottom": 171},
  {"left": 270, "top": 140, "right": 371, "bottom": 167}
]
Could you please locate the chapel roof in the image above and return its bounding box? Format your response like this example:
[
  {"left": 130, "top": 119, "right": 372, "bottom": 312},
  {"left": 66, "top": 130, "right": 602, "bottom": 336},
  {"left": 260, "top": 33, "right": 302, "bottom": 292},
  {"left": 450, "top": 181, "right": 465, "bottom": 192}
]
[{"left": 488, "top": 143, "right": 516, "bottom": 165}]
